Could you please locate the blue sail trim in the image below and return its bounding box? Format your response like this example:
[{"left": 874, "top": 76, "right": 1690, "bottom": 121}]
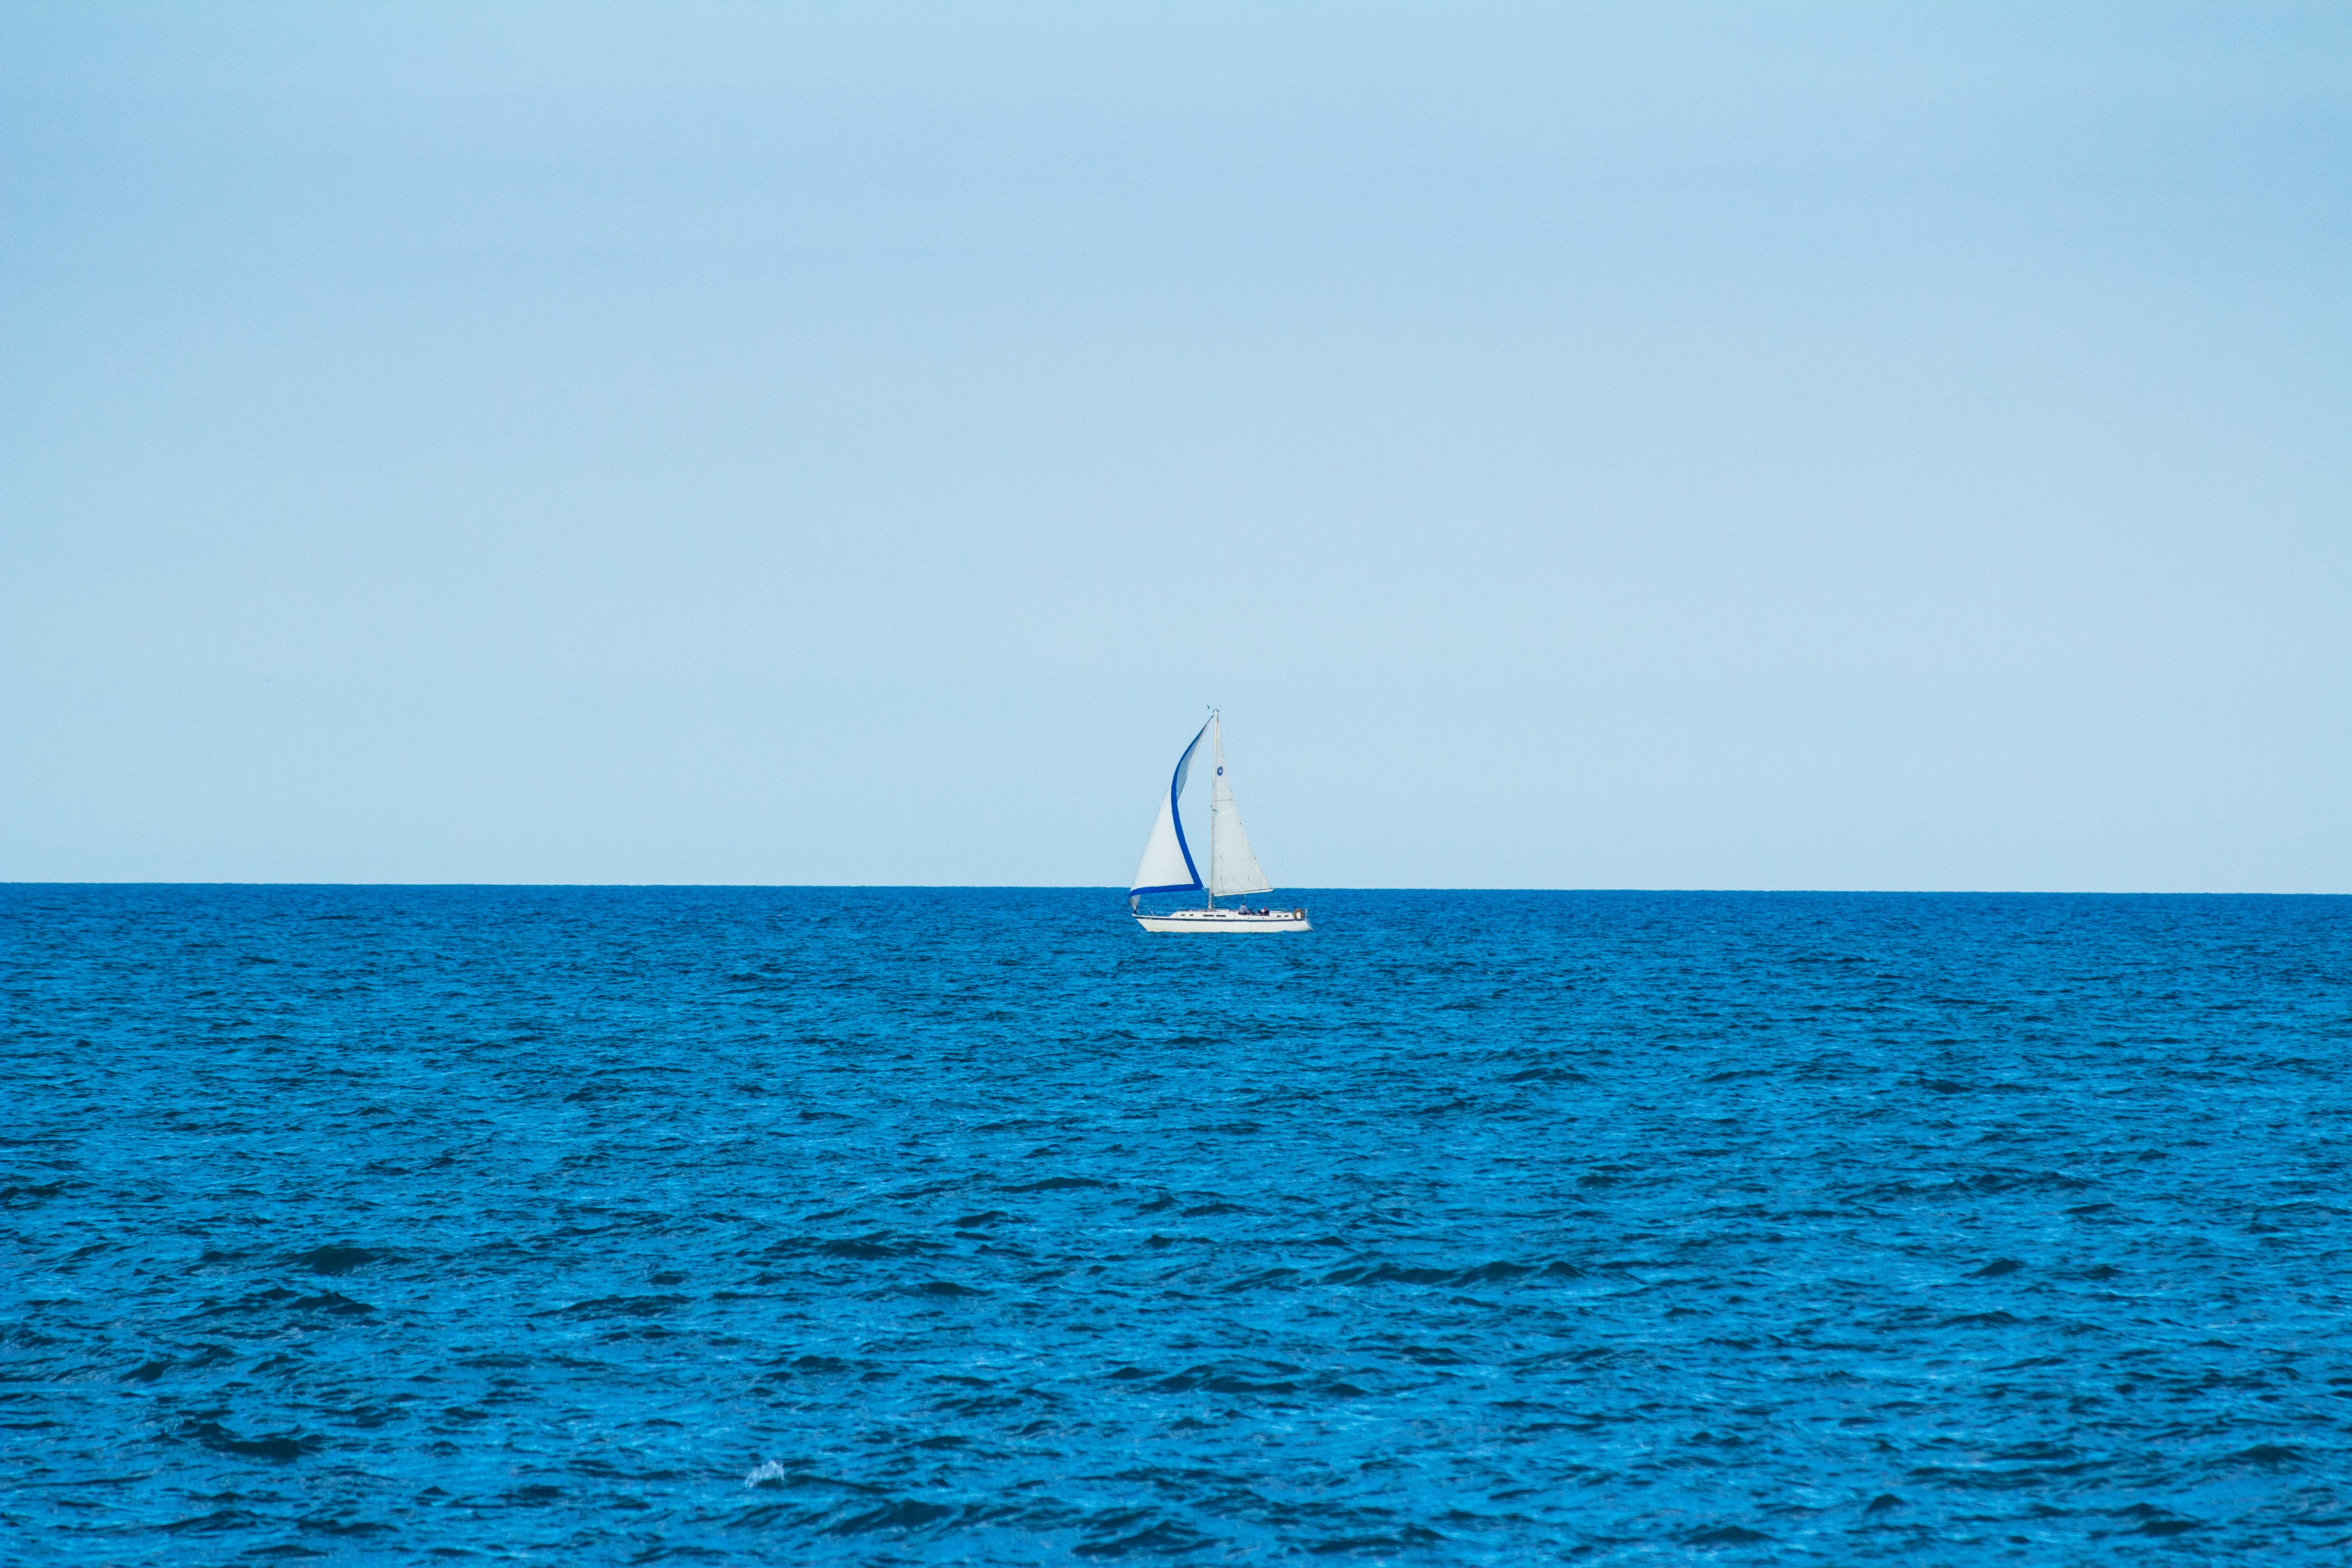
[{"left": 1129, "top": 720, "right": 1209, "bottom": 897}]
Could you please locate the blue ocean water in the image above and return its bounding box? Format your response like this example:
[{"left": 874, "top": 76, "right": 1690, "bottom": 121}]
[{"left": 4, "top": 886, "right": 2350, "bottom": 1565}]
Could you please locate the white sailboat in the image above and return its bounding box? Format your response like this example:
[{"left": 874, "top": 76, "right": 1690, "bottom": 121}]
[{"left": 1128, "top": 710, "right": 1310, "bottom": 933}]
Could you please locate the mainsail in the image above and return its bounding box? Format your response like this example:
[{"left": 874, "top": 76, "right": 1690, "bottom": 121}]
[
  {"left": 1129, "top": 720, "right": 1207, "bottom": 897},
  {"left": 1208, "top": 764, "right": 1273, "bottom": 896}
]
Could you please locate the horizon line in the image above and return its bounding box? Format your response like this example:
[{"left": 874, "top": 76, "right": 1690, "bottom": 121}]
[{"left": 3, "top": 882, "right": 2344, "bottom": 898}]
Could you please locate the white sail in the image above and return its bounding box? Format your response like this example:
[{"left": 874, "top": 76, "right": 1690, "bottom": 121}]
[
  {"left": 1208, "top": 772, "right": 1274, "bottom": 896},
  {"left": 1129, "top": 721, "right": 1208, "bottom": 896}
]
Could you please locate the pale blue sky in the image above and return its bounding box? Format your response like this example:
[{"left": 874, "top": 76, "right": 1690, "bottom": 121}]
[{"left": 5, "top": 3, "right": 2347, "bottom": 889}]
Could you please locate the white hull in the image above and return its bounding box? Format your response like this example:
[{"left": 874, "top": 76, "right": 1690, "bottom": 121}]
[{"left": 1134, "top": 907, "right": 1311, "bottom": 934}]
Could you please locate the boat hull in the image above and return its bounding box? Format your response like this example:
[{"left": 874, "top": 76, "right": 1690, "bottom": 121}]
[{"left": 1134, "top": 908, "right": 1311, "bottom": 933}]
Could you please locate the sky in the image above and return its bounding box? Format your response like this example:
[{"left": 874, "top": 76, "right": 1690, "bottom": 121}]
[{"left": 4, "top": 2, "right": 2347, "bottom": 890}]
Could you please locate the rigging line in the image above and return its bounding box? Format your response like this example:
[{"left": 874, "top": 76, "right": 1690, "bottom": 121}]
[{"left": 1225, "top": 720, "right": 1298, "bottom": 894}]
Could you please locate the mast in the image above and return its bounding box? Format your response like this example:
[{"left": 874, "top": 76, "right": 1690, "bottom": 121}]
[{"left": 1206, "top": 709, "right": 1220, "bottom": 909}]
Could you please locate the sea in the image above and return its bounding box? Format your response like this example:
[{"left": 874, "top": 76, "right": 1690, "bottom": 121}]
[{"left": 4, "top": 885, "right": 2349, "bottom": 1565}]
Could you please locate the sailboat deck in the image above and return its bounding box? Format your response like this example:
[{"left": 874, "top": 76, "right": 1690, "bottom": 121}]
[{"left": 1133, "top": 907, "right": 1310, "bottom": 933}]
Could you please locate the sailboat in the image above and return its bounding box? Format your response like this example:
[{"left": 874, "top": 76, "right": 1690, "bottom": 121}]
[{"left": 1128, "top": 710, "right": 1310, "bottom": 932}]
